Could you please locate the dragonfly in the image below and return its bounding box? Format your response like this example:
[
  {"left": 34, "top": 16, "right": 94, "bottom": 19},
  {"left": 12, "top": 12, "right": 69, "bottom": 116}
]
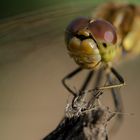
[
  {"left": 1, "top": 1, "right": 139, "bottom": 140},
  {"left": 62, "top": 2, "right": 140, "bottom": 129}
]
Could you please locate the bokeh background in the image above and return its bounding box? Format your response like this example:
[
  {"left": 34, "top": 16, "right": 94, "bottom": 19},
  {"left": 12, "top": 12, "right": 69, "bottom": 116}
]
[{"left": 0, "top": 0, "right": 140, "bottom": 140}]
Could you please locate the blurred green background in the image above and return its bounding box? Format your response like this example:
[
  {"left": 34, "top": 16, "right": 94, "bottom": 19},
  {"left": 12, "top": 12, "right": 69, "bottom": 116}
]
[
  {"left": 1, "top": 0, "right": 95, "bottom": 19},
  {"left": 0, "top": 0, "right": 140, "bottom": 140},
  {"left": 1, "top": 0, "right": 140, "bottom": 19}
]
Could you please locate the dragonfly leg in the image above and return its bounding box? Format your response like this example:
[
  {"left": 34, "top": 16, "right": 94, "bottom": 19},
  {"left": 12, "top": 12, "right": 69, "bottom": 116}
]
[
  {"left": 83, "top": 67, "right": 125, "bottom": 105},
  {"left": 94, "top": 68, "right": 103, "bottom": 88},
  {"left": 62, "top": 68, "right": 95, "bottom": 109},
  {"left": 107, "top": 72, "right": 124, "bottom": 133},
  {"left": 62, "top": 66, "right": 95, "bottom": 97},
  {"left": 108, "top": 74, "right": 123, "bottom": 113},
  {"left": 79, "top": 69, "right": 104, "bottom": 108},
  {"left": 92, "top": 68, "right": 104, "bottom": 97},
  {"left": 62, "top": 67, "right": 82, "bottom": 96},
  {"left": 79, "top": 70, "right": 94, "bottom": 95},
  {"left": 96, "top": 67, "right": 125, "bottom": 91}
]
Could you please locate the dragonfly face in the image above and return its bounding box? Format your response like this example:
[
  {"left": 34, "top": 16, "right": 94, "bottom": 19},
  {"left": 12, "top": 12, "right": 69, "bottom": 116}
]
[{"left": 65, "top": 17, "right": 117, "bottom": 69}]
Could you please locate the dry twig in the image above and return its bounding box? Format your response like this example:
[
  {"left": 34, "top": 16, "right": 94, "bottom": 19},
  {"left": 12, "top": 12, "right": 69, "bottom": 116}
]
[{"left": 43, "top": 90, "right": 115, "bottom": 140}]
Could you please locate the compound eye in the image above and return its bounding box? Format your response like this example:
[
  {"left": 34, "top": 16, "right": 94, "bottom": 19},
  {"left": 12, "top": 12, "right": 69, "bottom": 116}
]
[
  {"left": 89, "top": 19, "right": 117, "bottom": 44},
  {"left": 66, "top": 17, "right": 89, "bottom": 34}
]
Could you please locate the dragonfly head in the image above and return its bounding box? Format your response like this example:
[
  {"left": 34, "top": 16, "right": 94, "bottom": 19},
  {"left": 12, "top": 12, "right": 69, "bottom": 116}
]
[{"left": 65, "top": 17, "right": 117, "bottom": 69}]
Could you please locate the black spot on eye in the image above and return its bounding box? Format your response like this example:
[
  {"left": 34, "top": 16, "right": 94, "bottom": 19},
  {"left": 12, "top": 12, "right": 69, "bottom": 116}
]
[{"left": 103, "top": 43, "right": 107, "bottom": 48}]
